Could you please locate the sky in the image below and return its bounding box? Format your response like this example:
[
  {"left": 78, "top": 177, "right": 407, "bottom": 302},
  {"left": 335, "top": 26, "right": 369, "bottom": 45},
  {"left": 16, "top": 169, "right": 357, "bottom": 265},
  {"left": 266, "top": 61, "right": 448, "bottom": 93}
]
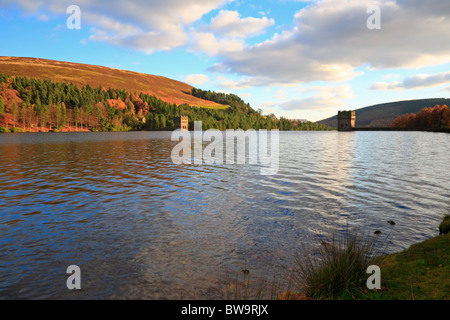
[{"left": 0, "top": 0, "right": 450, "bottom": 122}]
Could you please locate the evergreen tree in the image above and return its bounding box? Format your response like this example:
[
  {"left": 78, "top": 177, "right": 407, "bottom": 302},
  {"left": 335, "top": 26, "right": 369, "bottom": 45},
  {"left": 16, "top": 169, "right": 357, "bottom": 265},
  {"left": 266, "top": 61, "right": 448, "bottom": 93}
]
[
  {"left": 96, "top": 107, "right": 103, "bottom": 130},
  {"left": 74, "top": 106, "right": 80, "bottom": 130},
  {"left": 153, "top": 114, "right": 160, "bottom": 129},
  {"left": 0, "top": 74, "right": 8, "bottom": 83},
  {"left": 0, "top": 73, "right": 334, "bottom": 132},
  {"left": 36, "top": 105, "right": 49, "bottom": 130},
  {"left": 61, "top": 105, "right": 67, "bottom": 129},
  {"left": 160, "top": 114, "right": 166, "bottom": 129},
  {"left": 86, "top": 103, "right": 94, "bottom": 128}
]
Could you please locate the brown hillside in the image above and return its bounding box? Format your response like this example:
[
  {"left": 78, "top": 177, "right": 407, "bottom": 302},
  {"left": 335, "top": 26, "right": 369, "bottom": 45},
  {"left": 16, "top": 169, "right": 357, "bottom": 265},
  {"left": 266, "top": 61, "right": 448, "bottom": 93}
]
[{"left": 0, "top": 56, "right": 223, "bottom": 108}]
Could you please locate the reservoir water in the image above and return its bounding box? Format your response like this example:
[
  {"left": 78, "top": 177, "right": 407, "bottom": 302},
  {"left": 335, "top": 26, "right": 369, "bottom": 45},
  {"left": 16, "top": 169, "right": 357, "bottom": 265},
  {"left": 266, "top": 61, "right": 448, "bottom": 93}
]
[{"left": 0, "top": 131, "right": 449, "bottom": 299}]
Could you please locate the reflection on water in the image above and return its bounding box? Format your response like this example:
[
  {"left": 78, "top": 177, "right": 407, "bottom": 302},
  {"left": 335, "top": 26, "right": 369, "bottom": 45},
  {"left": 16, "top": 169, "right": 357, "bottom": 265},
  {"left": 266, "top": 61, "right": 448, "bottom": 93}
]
[{"left": 0, "top": 131, "right": 449, "bottom": 299}]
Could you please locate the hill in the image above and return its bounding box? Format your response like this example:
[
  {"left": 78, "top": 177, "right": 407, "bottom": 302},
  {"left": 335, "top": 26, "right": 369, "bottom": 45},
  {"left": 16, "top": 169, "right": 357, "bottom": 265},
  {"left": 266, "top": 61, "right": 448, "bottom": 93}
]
[
  {"left": 0, "top": 71, "right": 333, "bottom": 132},
  {"left": 317, "top": 98, "right": 450, "bottom": 128},
  {"left": 0, "top": 56, "right": 224, "bottom": 108},
  {"left": 0, "top": 57, "right": 335, "bottom": 132}
]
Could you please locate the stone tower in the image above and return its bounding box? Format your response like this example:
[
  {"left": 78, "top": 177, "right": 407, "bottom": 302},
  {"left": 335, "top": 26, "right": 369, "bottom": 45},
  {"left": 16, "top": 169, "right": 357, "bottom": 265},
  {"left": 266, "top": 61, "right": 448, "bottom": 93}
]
[
  {"left": 174, "top": 116, "right": 189, "bottom": 130},
  {"left": 337, "top": 111, "right": 355, "bottom": 131}
]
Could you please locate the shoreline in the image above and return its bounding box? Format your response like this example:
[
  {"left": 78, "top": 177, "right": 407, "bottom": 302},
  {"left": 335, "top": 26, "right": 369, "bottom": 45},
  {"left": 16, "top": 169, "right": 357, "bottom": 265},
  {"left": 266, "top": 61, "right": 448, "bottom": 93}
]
[
  {"left": 352, "top": 127, "right": 450, "bottom": 133},
  {"left": 365, "top": 232, "right": 449, "bottom": 300},
  {"left": 283, "top": 217, "right": 449, "bottom": 300},
  {"left": 1, "top": 128, "right": 450, "bottom": 133}
]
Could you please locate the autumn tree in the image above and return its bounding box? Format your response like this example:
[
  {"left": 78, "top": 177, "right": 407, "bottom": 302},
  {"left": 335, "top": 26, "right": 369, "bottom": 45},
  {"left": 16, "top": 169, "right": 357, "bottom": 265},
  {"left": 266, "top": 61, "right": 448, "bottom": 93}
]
[
  {"left": 391, "top": 105, "right": 449, "bottom": 129},
  {"left": 11, "top": 103, "right": 18, "bottom": 128},
  {"left": 0, "top": 96, "right": 4, "bottom": 119}
]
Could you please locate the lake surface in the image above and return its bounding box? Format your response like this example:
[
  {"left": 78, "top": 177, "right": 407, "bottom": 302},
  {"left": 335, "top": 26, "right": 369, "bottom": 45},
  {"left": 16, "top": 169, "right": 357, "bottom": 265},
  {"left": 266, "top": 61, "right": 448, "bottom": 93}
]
[{"left": 0, "top": 131, "right": 449, "bottom": 299}]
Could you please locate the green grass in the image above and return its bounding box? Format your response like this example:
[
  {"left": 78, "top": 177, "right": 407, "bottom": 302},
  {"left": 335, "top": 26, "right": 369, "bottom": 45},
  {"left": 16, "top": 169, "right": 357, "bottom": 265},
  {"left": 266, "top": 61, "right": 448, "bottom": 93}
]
[
  {"left": 359, "top": 232, "right": 450, "bottom": 300},
  {"left": 215, "top": 219, "right": 449, "bottom": 300},
  {"left": 289, "top": 217, "right": 449, "bottom": 300},
  {"left": 195, "top": 104, "right": 229, "bottom": 110}
]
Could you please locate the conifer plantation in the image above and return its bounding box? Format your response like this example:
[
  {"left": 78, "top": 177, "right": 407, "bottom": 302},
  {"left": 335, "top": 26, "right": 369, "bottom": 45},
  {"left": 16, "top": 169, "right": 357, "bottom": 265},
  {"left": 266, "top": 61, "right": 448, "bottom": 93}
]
[{"left": 0, "top": 74, "right": 332, "bottom": 132}]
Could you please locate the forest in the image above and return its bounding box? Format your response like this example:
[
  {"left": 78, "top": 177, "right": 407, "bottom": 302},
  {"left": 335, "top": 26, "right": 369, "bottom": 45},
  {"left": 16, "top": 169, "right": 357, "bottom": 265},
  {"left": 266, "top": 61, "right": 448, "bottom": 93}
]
[
  {"left": 391, "top": 104, "right": 450, "bottom": 130},
  {"left": 0, "top": 74, "right": 333, "bottom": 132}
]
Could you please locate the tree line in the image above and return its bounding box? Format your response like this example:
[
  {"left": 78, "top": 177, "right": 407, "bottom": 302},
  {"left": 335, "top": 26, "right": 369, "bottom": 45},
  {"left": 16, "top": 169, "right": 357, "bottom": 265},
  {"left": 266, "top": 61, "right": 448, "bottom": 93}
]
[
  {"left": 0, "top": 74, "right": 333, "bottom": 132},
  {"left": 391, "top": 105, "right": 450, "bottom": 130}
]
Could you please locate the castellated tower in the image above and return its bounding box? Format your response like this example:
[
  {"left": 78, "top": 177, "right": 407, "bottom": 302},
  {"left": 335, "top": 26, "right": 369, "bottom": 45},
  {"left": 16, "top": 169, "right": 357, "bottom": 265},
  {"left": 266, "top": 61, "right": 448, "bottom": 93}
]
[
  {"left": 337, "top": 111, "right": 356, "bottom": 131},
  {"left": 174, "top": 116, "right": 189, "bottom": 130}
]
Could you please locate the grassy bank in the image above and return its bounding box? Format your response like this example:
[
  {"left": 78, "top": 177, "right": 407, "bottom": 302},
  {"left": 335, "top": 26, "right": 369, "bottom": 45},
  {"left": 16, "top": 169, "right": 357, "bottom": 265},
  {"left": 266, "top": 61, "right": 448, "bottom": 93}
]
[
  {"left": 363, "top": 232, "right": 450, "bottom": 300},
  {"left": 283, "top": 217, "right": 449, "bottom": 300},
  {"left": 223, "top": 224, "right": 449, "bottom": 300}
]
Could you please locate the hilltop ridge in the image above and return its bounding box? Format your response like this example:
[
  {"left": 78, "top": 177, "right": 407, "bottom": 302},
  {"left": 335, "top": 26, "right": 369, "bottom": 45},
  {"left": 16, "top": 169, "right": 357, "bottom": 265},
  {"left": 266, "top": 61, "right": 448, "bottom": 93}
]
[{"left": 0, "top": 56, "right": 223, "bottom": 108}]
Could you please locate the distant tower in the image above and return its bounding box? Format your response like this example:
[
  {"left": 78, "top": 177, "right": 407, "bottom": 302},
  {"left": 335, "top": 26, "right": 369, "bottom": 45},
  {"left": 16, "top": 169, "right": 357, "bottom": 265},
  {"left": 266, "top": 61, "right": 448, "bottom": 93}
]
[
  {"left": 174, "top": 116, "right": 189, "bottom": 130},
  {"left": 337, "top": 111, "right": 355, "bottom": 131}
]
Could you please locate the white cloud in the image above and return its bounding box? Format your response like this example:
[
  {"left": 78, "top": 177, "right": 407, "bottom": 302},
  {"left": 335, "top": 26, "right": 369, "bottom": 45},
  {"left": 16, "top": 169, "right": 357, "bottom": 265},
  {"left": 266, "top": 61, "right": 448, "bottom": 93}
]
[
  {"left": 215, "top": 76, "right": 252, "bottom": 90},
  {"left": 273, "top": 89, "right": 288, "bottom": 100},
  {"left": 2, "top": 0, "right": 233, "bottom": 52},
  {"left": 4, "top": 0, "right": 450, "bottom": 91},
  {"left": 37, "top": 13, "right": 49, "bottom": 21},
  {"left": 381, "top": 74, "right": 401, "bottom": 81},
  {"left": 214, "top": 73, "right": 316, "bottom": 89},
  {"left": 278, "top": 85, "right": 354, "bottom": 111},
  {"left": 214, "top": 0, "right": 450, "bottom": 85},
  {"left": 370, "top": 71, "right": 450, "bottom": 90},
  {"left": 184, "top": 74, "right": 209, "bottom": 85},
  {"left": 189, "top": 9, "right": 274, "bottom": 57},
  {"left": 369, "top": 81, "right": 402, "bottom": 91},
  {"left": 189, "top": 29, "right": 245, "bottom": 56},
  {"left": 209, "top": 10, "right": 274, "bottom": 38}
]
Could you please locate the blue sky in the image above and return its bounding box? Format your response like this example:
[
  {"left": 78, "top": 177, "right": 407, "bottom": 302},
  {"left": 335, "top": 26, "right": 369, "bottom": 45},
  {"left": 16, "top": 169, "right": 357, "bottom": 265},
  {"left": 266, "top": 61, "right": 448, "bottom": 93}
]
[{"left": 1, "top": 0, "right": 450, "bottom": 121}]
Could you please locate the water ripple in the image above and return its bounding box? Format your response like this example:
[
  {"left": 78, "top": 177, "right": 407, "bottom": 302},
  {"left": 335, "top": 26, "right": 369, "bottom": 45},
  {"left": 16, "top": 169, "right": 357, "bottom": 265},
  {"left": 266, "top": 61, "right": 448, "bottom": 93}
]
[{"left": 0, "top": 131, "right": 449, "bottom": 299}]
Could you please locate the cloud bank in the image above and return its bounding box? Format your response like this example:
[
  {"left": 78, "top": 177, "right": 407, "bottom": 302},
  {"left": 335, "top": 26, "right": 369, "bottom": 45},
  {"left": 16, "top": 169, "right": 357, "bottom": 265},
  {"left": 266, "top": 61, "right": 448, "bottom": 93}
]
[
  {"left": 4, "top": 0, "right": 450, "bottom": 88},
  {"left": 371, "top": 71, "right": 450, "bottom": 91},
  {"left": 214, "top": 0, "right": 450, "bottom": 85},
  {"left": 3, "top": 0, "right": 233, "bottom": 53}
]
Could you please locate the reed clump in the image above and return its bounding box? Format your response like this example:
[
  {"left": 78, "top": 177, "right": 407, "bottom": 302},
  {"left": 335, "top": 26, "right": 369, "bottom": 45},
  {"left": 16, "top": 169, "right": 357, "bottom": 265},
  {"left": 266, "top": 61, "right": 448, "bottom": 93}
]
[{"left": 291, "top": 230, "right": 384, "bottom": 299}]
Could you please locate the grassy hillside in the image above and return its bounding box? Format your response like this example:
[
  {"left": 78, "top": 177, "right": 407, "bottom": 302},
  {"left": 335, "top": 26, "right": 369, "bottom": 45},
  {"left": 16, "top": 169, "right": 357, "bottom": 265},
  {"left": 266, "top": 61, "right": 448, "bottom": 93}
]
[
  {"left": 318, "top": 98, "right": 450, "bottom": 128},
  {"left": 0, "top": 72, "right": 334, "bottom": 132},
  {"left": 0, "top": 56, "right": 224, "bottom": 108},
  {"left": 0, "top": 57, "right": 335, "bottom": 132}
]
